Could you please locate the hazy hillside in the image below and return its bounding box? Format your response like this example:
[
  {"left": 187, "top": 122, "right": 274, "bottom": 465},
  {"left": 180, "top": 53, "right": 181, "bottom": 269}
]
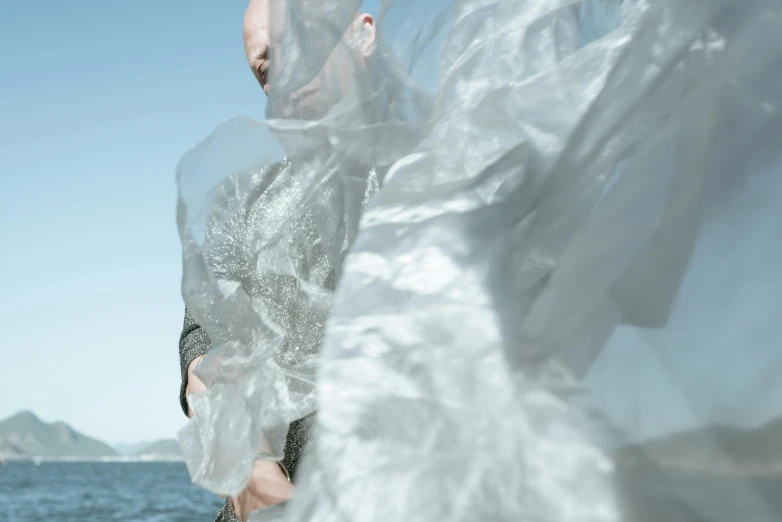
[
  {"left": 0, "top": 411, "right": 117, "bottom": 459},
  {"left": 113, "top": 441, "right": 150, "bottom": 456},
  {"left": 134, "top": 439, "right": 182, "bottom": 458}
]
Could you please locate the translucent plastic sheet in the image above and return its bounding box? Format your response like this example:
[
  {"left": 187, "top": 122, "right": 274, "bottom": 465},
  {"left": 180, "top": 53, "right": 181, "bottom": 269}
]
[{"left": 176, "top": 0, "right": 782, "bottom": 520}]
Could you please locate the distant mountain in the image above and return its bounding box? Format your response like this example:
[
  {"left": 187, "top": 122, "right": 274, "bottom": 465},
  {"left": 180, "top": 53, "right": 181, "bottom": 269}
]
[
  {"left": 134, "top": 439, "right": 182, "bottom": 459},
  {"left": 615, "top": 417, "right": 782, "bottom": 475},
  {"left": 0, "top": 411, "right": 117, "bottom": 459},
  {"left": 113, "top": 441, "right": 151, "bottom": 456}
]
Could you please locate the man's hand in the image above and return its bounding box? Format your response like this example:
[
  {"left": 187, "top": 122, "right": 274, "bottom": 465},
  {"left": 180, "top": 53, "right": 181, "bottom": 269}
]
[
  {"left": 229, "top": 459, "right": 294, "bottom": 521},
  {"left": 187, "top": 355, "right": 293, "bottom": 519},
  {"left": 186, "top": 355, "right": 207, "bottom": 419}
]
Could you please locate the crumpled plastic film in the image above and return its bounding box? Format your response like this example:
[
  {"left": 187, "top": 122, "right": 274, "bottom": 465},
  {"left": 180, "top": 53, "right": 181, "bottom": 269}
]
[
  {"left": 176, "top": 0, "right": 782, "bottom": 520},
  {"left": 175, "top": 0, "right": 432, "bottom": 494}
]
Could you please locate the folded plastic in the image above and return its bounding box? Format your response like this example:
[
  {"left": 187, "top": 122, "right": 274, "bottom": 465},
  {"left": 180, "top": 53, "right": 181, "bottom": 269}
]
[{"left": 176, "top": 0, "right": 782, "bottom": 520}]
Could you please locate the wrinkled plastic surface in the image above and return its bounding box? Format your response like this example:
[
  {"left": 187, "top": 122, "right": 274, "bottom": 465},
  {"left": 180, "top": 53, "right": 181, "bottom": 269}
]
[{"left": 176, "top": 0, "right": 782, "bottom": 520}]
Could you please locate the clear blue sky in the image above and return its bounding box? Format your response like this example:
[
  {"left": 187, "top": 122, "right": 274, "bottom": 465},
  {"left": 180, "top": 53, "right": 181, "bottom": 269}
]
[
  {"left": 0, "top": 0, "right": 266, "bottom": 445},
  {"left": 0, "top": 0, "right": 399, "bottom": 447},
  {"left": 1, "top": 0, "right": 780, "bottom": 448}
]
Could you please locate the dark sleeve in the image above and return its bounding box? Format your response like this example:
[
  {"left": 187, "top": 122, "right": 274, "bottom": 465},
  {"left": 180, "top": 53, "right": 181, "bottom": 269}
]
[{"left": 179, "top": 308, "right": 212, "bottom": 417}]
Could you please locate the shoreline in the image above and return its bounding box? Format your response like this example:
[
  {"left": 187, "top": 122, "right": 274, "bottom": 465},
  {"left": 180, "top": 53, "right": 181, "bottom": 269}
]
[{"left": 1, "top": 456, "right": 184, "bottom": 463}]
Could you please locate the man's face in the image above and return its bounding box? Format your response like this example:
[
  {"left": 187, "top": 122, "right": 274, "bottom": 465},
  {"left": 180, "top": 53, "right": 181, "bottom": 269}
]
[
  {"left": 243, "top": 0, "right": 375, "bottom": 119},
  {"left": 243, "top": 0, "right": 272, "bottom": 95}
]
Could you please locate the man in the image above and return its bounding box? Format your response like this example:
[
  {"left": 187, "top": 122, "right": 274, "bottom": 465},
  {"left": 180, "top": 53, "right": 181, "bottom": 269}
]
[{"left": 178, "top": 1, "right": 379, "bottom": 520}]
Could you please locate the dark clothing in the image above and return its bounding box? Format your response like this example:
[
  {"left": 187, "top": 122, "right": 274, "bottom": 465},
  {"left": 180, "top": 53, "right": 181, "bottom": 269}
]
[
  {"left": 178, "top": 308, "right": 211, "bottom": 417},
  {"left": 215, "top": 499, "right": 289, "bottom": 522},
  {"left": 178, "top": 308, "right": 315, "bottom": 484},
  {"left": 215, "top": 501, "right": 241, "bottom": 522}
]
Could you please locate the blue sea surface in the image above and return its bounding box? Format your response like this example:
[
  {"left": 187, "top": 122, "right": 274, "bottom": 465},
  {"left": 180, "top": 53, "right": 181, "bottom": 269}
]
[
  {"left": 0, "top": 461, "right": 224, "bottom": 522},
  {"left": 3, "top": 460, "right": 782, "bottom": 521}
]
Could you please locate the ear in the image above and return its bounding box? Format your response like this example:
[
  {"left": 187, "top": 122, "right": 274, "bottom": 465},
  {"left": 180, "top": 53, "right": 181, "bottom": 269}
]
[{"left": 356, "top": 13, "right": 376, "bottom": 57}]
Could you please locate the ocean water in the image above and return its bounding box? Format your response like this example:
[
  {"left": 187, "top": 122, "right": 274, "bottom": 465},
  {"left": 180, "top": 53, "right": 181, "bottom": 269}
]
[
  {"left": 3, "top": 460, "right": 781, "bottom": 521},
  {"left": 0, "top": 461, "right": 224, "bottom": 522}
]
